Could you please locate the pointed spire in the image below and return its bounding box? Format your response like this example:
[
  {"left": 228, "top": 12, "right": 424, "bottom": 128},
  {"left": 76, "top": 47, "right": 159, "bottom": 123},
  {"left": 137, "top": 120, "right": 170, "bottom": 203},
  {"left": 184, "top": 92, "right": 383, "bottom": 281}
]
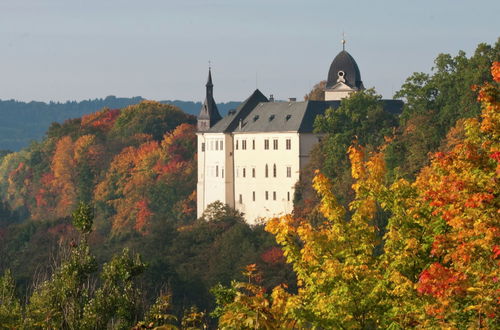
[
  {"left": 206, "top": 67, "right": 213, "bottom": 88},
  {"left": 198, "top": 67, "right": 221, "bottom": 131}
]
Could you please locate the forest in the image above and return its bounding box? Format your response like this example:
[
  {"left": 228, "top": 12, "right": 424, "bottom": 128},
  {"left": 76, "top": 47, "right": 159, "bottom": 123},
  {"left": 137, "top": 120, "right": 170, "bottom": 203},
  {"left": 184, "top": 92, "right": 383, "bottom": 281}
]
[
  {"left": 0, "top": 40, "right": 498, "bottom": 329},
  {"left": 0, "top": 97, "right": 239, "bottom": 151}
]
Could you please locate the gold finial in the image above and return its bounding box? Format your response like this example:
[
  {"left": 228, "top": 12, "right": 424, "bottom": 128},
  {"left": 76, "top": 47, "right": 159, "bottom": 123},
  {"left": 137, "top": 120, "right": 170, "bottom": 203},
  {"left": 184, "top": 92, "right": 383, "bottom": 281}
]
[{"left": 342, "top": 31, "right": 346, "bottom": 51}]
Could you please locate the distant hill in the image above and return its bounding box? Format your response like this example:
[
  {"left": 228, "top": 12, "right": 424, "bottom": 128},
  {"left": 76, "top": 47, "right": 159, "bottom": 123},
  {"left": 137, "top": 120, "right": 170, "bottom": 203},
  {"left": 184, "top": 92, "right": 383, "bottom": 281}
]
[{"left": 0, "top": 96, "right": 240, "bottom": 151}]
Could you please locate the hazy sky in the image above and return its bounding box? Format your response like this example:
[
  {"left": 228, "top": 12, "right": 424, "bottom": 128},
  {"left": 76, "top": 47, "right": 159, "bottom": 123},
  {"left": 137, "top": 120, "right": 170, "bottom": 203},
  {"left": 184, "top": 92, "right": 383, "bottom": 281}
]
[{"left": 0, "top": 0, "right": 498, "bottom": 103}]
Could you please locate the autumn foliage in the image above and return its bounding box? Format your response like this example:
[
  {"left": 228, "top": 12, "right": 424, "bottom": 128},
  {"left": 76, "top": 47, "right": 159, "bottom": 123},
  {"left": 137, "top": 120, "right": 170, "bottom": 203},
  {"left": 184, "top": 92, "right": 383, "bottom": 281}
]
[
  {"left": 216, "top": 63, "right": 500, "bottom": 328},
  {"left": 0, "top": 101, "right": 196, "bottom": 236}
]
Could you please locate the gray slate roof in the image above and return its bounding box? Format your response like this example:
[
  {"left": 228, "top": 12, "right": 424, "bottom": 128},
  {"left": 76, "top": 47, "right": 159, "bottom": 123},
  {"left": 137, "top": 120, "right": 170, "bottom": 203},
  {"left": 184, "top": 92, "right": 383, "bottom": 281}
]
[
  {"left": 237, "top": 100, "right": 340, "bottom": 133},
  {"left": 206, "top": 91, "right": 403, "bottom": 134},
  {"left": 207, "top": 89, "right": 268, "bottom": 133}
]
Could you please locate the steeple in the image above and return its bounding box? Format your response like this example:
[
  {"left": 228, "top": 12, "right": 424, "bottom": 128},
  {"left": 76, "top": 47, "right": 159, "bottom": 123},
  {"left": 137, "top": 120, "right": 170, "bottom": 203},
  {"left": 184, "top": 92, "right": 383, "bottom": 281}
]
[
  {"left": 324, "top": 39, "right": 364, "bottom": 101},
  {"left": 206, "top": 68, "right": 213, "bottom": 88},
  {"left": 197, "top": 68, "right": 222, "bottom": 131}
]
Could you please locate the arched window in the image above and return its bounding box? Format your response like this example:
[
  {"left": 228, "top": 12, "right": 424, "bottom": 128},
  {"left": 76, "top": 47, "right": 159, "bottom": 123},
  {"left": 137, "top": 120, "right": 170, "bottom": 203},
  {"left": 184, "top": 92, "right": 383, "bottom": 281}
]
[
  {"left": 273, "top": 164, "right": 277, "bottom": 177},
  {"left": 265, "top": 164, "right": 269, "bottom": 178}
]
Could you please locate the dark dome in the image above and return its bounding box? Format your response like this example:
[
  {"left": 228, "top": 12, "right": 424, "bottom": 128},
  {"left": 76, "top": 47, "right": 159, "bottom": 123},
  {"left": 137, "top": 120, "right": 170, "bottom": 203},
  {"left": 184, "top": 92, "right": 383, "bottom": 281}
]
[{"left": 326, "top": 50, "right": 364, "bottom": 89}]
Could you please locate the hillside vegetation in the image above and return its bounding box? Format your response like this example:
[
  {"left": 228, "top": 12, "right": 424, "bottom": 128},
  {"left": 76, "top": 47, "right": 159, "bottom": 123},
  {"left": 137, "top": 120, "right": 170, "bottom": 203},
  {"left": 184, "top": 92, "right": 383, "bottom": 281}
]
[
  {"left": 0, "top": 96, "right": 240, "bottom": 151},
  {"left": 0, "top": 40, "right": 498, "bottom": 328}
]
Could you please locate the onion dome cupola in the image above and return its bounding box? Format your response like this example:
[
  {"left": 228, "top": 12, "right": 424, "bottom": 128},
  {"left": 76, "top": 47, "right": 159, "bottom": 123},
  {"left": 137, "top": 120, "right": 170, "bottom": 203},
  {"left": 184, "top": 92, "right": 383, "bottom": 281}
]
[
  {"left": 197, "top": 68, "right": 222, "bottom": 131},
  {"left": 326, "top": 50, "right": 364, "bottom": 89},
  {"left": 324, "top": 40, "right": 365, "bottom": 101}
]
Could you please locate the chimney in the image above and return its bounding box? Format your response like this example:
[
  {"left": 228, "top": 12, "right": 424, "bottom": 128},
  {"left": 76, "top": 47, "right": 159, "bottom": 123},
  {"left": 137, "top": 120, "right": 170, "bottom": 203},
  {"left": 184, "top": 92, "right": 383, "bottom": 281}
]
[{"left": 269, "top": 94, "right": 274, "bottom": 102}]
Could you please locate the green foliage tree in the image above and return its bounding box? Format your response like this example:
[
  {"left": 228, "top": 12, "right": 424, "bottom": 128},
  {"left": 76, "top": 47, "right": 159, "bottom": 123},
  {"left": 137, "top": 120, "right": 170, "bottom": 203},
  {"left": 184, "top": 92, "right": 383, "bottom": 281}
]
[
  {"left": 111, "top": 101, "right": 195, "bottom": 142},
  {"left": 82, "top": 249, "right": 146, "bottom": 329},
  {"left": 0, "top": 269, "right": 22, "bottom": 329},
  {"left": 387, "top": 39, "right": 500, "bottom": 179},
  {"left": 315, "top": 89, "right": 397, "bottom": 175},
  {"left": 24, "top": 203, "right": 98, "bottom": 329},
  {"left": 308, "top": 89, "right": 398, "bottom": 208},
  {"left": 71, "top": 201, "right": 94, "bottom": 235},
  {"left": 137, "top": 293, "right": 178, "bottom": 329}
]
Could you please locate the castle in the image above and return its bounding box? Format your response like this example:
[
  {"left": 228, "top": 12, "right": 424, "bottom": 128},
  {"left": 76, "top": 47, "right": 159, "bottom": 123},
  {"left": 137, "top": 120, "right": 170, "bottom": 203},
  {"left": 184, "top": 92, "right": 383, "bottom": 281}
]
[{"left": 196, "top": 46, "right": 402, "bottom": 224}]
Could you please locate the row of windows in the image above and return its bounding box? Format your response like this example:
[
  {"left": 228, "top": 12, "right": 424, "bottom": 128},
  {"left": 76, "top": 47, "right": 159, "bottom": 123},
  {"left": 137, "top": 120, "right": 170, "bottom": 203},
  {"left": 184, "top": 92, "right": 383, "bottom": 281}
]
[
  {"left": 202, "top": 140, "right": 224, "bottom": 152},
  {"left": 236, "top": 138, "right": 292, "bottom": 150},
  {"left": 236, "top": 165, "right": 292, "bottom": 178},
  {"left": 238, "top": 191, "right": 291, "bottom": 203},
  {"left": 202, "top": 138, "right": 293, "bottom": 152},
  {"left": 208, "top": 165, "right": 293, "bottom": 179}
]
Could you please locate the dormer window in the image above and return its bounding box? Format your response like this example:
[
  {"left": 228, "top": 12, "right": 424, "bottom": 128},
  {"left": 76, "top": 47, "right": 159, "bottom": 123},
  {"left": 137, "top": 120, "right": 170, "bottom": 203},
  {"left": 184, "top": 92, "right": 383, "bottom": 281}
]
[{"left": 337, "top": 70, "right": 346, "bottom": 83}]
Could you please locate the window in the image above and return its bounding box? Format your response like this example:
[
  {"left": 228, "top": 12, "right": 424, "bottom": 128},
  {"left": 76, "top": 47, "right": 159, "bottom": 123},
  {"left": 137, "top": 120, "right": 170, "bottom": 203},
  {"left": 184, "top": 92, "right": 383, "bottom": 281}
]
[
  {"left": 286, "top": 139, "right": 291, "bottom": 150},
  {"left": 273, "top": 191, "right": 276, "bottom": 200},
  {"left": 242, "top": 140, "right": 247, "bottom": 150},
  {"left": 273, "top": 164, "right": 277, "bottom": 177},
  {"left": 264, "top": 139, "right": 269, "bottom": 150},
  {"left": 252, "top": 167, "right": 256, "bottom": 178},
  {"left": 265, "top": 191, "right": 269, "bottom": 200},
  {"left": 220, "top": 140, "right": 224, "bottom": 150},
  {"left": 222, "top": 168, "right": 224, "bottom": 178},
  {"left": 252, "top": 140, "right": 255, "bottom": 150},
  {"left": 236, "top": 140, "right": 239, "bottom": 150},
  {"left": 287, "top": 191, "right": 290, "bottom": 201},
  {"left": 273, "top": 139, "right": 278, "bottom": 150},
  {"left": 286, "top": 166, "right": 291, "bottom": 178},
  {"left": 252, "top": 191, "right": 255, "bottom": 201},
  {"left": 201, "top": 143, "right": 205, "bottom": 152},
  {"left": 215, "top": 141, "right": 218, "bottom": 150},
  {"left": 216, "top": 165, "right": 219, "bottom": 177},
  {"left": 239, "top": 194, "right": 242, "bottom": 203},
  {"left": 243, "top": 168, "right": 246, "bottom": 178},
  {"left": 265, "top": 164, "right": 269, "bottom": 178}
]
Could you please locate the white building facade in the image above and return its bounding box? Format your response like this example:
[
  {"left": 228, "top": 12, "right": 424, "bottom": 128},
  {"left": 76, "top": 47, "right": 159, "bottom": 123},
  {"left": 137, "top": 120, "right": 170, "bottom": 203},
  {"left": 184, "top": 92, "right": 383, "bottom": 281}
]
[{"left": 196, "top": 48, "right": 402, "bottom": 224}]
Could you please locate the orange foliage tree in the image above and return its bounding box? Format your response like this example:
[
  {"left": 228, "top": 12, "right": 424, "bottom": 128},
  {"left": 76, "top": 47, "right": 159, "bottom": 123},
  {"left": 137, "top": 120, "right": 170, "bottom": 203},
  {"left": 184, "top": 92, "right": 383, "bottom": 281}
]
[
  {"left": 409, "top": 62, "right": 499, "bottom": 326},
  {"left": 216, "top": 62, "right": 499, "bottom": 329},
  {"left": 95, "top": 123, "right": 197, "bottom": 235}
]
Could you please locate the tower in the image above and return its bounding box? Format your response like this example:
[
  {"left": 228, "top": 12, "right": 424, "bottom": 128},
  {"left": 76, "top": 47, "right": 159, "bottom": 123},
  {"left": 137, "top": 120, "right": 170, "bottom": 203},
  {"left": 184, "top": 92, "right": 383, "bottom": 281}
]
[
  {"left": 197, "top": 68, "right": 222, "bottom": 131},
  {"left": 324, "top": 39, "right": 364, "bottom": 101}
]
